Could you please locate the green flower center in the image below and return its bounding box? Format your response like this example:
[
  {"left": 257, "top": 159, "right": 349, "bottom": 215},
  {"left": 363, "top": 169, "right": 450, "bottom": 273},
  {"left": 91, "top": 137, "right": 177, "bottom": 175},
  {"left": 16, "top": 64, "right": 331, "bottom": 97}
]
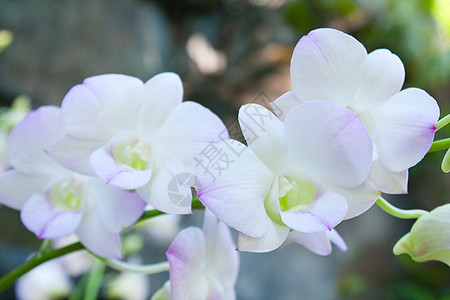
[
  {"left": 278, "top": 177, "right": 317, "bottom": 212},
  {"left": 49, "top": 180, "right": 83, "bottom": 210},
  {"left": 113, "top": 140, "right": 152, "bottom": 171},
  {"left": 264, "top": 176, "right": 318, "bottom": 225}
]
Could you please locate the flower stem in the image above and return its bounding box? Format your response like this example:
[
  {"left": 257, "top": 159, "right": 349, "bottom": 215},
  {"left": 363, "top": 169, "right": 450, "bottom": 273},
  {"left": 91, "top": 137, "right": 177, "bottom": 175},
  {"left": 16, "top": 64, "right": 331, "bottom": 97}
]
[
  {"left": 436, "top": 114, "right": 450, "bottom": 131},
  {"left": 36, "top": 239, "right": 52, "bottom": 258},
  {"left": 84, "top": 260, "right": 105, "bottom": 300},
  {"left": 376, "top": 196, "right": 428, "bottom": 219},
  {"left": 0, "top": 242, "right": 84, "bottom": 293},
  {"left": 137, "top": 197, "right": 204, "bottom": 223},
  {"left": 0, "top": 197, "right": 204, "bottom": 293},
  {"left": 428, "top": 138, "right": 450, "bottom": 153},
  {"left": 102, "top": 259, "right": 169, "bottom": 274}
]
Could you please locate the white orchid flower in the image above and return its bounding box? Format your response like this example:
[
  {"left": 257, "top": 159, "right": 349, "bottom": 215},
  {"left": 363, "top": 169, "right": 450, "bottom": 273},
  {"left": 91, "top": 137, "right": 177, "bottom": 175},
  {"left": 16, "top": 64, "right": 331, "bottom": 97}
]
[
  {"left": 271, "top": 28, "right": 440, "bottom": 194},
  {"left": 0, "top": 106, "right": 146, "bottom": 259},
  {"left": 47, "top": 73, "right": 228, "bottom": 214},
  {"left": 196, "top": 101, "right": 375, "bottom": 252}
]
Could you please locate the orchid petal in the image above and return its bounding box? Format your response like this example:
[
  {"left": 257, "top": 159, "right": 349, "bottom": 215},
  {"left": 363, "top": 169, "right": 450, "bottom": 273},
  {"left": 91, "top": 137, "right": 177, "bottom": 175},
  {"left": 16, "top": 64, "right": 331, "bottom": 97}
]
[
  {"left": 290, "top": 28, "right": 367, "bottom": 106},
  {"left": 280, "top": 189, "right": 347, "bottom": 233},
  {"left": 285, "top": 100, "right": 372, "bottom": 188},
  {"left": 8, "top": 106, "right": 66, "bottom": 175},
  {"left": 328, "top": 180, "right": 380, "bottom": 219},
  {"left": 369, "top": 160, "right": 408, "bottom": 194},
  {"left": 137, "top": 161, "right": 193, "bottom": 215},
  {"left": 202, "top": 210, "right": 239, "bottom": 287},
  {"left": 82, "top": 178, "right": 146, "bottom": 233},
  {"left": 269, "top": 91, "right": 302, "bottom": 121},
  {"left": 137, "top": 73, "right": 183, "bottom": 141},
  {"left": 237, "top": 219, "right": 290, "bottom": 253},
  {"left": 371, "top": 88, "right": 439, "bottom": 172},
  {"left": 327, "top": 229, "right": 347, "bottom": 252},
  {"left": 167, "top": 212, "right": 238, "bottom": 300},
  {"left": 90, "top": 144, "right": 152, "bottom": 190},
  {"left": 15, "top": 260, "right": 72, "bottom": 300},
  {"left": 61, "top": 74, "right": 143, "bottom": 141},
  {"left": 285, "top": 229, "right": 347, "bottom": 255},
  {"left": 21, "top": 195, "right": 83, "bottom": 239},
  {"left": 152, "top": 101, "right": 228, "bottom": 172},
  {"left": 285, "top": 231, "right": 332, "bottom": 256},
  {"left": 167, "top": 227, "right": 205, "bottom": 300},
  {"left": 196, "top": 140, "right": 274, "bottom": 238},
  {"left": 76, "top": 208, "right": 122, "bottom": 259},
  {"left": 0, "top": 170, "right": 51, "bottom": 210},
  {"left": 352, "top": 49, "right": 405, "bottom": 112},
  {"left": 238, "top": 104, "right": 288, "bottom": 175},
  {"left": 46, "top": 135, "right": 101, "bottom": 176}
]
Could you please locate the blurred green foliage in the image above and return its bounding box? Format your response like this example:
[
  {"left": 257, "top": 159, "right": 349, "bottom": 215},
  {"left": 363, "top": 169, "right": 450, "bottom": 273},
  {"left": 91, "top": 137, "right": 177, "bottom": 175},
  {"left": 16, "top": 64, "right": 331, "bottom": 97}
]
[{"left": 0, "top": 30, "right": 13, "bottom": 54}]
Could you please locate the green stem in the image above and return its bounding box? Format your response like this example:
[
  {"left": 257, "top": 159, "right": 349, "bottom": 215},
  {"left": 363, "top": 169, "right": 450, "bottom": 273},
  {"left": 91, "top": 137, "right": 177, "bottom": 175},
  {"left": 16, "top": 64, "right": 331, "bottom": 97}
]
[
  {"left": 376, "top": 196, "right": 428, "bottom": 219},
  {"left": 0, "top": 197, "right": 205, "bottom": 293},
  {"left": 137, "top": 197, "right": 204, "bottom": 223},
  {"left": 436, "top": 114, "right": 450, "bottom": 131},
  {"left": 84, "top": 260, "right": 105, "bottom": 300},
  {"left": 36, "top": 239, "right": 52, "bottom": 258},
  {"left": 102, "top": 259, "right": 169, "bottom": 274},
  {"left": 0, "top": 242, "right": 84, "bottom": 293},
  {"left": 428, "top": 138, "right": 450, "bottom": 153}
]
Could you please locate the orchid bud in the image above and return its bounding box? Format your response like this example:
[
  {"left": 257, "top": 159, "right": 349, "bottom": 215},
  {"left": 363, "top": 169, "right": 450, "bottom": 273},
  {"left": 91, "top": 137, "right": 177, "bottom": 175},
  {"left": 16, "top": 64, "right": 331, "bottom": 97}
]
[{"left": 394, "top": 204, "right": 450, "bottom": 266}]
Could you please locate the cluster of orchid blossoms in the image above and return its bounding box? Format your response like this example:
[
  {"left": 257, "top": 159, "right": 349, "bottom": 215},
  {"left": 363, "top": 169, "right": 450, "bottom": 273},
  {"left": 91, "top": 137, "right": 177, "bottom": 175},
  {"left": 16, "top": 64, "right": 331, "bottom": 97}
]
[{"left": 0, "top": 27, "right": 449, "bottom": 299}]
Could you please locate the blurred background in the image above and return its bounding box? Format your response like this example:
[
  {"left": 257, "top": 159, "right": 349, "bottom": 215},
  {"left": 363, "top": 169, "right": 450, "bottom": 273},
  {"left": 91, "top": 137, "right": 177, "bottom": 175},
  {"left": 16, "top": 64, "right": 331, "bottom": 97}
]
[{"left": 0, "top": 0, "right": 449, "bottom": 299}]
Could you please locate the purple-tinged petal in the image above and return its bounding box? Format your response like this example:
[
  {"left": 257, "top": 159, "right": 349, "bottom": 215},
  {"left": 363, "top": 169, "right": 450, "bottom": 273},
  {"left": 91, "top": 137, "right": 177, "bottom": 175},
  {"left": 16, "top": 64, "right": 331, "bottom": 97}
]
[
  {"left": 196, "top": 140, "right": 273, "bottom": 238},
  {"left": 167, "top": 227, "right": 205, "bottom": 300},
  {"left": 290, "top": 28, "right": 367, "bottom": 106},
  {"left": 238, "top": 104, "right": 288, "bottom": 176},
  {"left": 285, "top": 100, "right": 372, "bottom": 188},
  {"left": 352, "top": 49, "right": 405, "bottom": 112},
  {"left": 368, "top": 160, "right": 408, "bottom": 194},
  {"left": 280, "top": 189, "right": 347, "bottom": 233},
  {"left": 21, "top": 195, "right": 83, "bottom": 239},
  {"left": 167, "top": 211, "right": 238, "bottom": 300},
  {"left": 237, "top": 219, "right": 290, "bottom": 253},
  {"left": 269, "top": 91, "right": 303, "bottom": 121},
  {"left": 137, "top": 73, "right": 183, "bottom": 141},
  {"left": 61, "top": 74, "right": 143, "bottom": 141},
  {"left": 90, "top": 145, "right": 152, "bottom": 190},
  {"left": 46, "top": 134, "right": 101, "bottom": 176},
  {"left": 327, "top": 180, "right": 380, "bottom": 219},
  {"left": 82, "top": 178, "right": 146, "bottom": 233},
  {"left": 8, "top": 106, "right": 67, "bottom": 176},
  {"left": 370, "top": 88, "right": 440, "bottom": 172}
]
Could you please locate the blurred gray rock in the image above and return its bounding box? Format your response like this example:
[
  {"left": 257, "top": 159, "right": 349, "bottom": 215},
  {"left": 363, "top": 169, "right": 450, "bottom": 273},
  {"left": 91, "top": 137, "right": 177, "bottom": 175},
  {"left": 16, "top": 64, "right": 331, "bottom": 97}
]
[{"left": 0, "top": 0, "right": 171, "bottom": 106}]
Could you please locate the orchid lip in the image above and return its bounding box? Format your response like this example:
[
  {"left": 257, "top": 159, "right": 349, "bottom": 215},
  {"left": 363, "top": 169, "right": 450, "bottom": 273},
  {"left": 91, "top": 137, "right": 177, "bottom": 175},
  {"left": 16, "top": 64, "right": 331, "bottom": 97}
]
[
  {"left": 264, "top": 176, "right": 320, "bottom": 225},
  {"left": 47, "top": 179, "right": 83, "bottom": 211},
  {"left": 112, "top": 139, "right": 152, "bottom": 171},
  {"left": 278, "top": 177, "right": 318, "bottom": 212}
]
